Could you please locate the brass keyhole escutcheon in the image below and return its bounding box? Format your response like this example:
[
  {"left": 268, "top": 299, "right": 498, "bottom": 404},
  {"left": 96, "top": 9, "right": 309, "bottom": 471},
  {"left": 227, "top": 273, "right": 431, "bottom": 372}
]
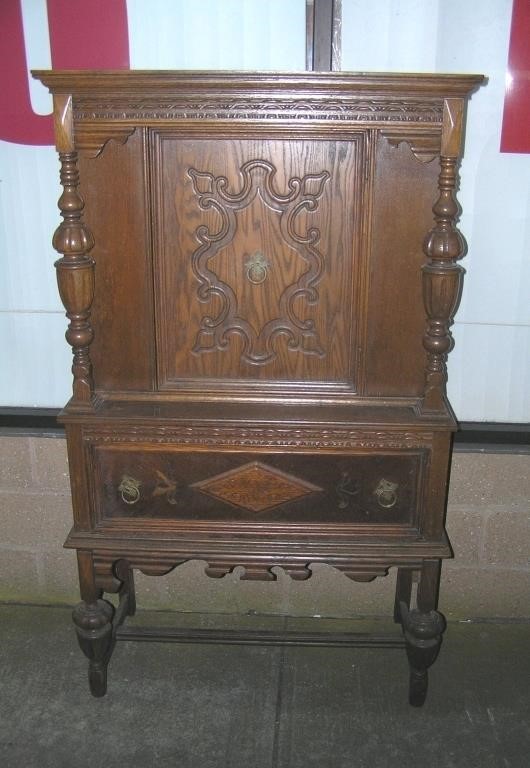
[
  {"left": 118, "top": 474, "right": 141, "bottom": 505},
  {"left": 245, "top": 252, "right": 269, "bottom": 285}
]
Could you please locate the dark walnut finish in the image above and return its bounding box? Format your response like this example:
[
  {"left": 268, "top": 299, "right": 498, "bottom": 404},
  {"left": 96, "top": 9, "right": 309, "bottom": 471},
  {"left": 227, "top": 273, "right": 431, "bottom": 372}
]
[{"left": 34, "top": 70, "right": 483, "bottom": 704}]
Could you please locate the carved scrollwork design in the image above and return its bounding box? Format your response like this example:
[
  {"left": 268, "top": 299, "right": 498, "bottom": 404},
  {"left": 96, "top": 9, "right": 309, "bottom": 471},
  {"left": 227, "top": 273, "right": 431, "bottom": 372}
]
[{"left": 188, "top": 160, "right": 330, "bottom": 365}]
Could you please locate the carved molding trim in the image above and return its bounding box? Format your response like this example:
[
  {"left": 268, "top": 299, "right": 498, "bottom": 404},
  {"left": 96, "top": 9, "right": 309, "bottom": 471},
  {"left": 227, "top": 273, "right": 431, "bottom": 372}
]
[
  {"left": 188, "top": 159, "right": 329, "bottom": 364},
  {"left": 82, "top": 424, "right": 433, "bottom": 449},
  {"left": 380, "top": 128, "right": 441, "bottom": 163},
  {"left": 75, "top": 124, "right": 137, "bottom": 157},
  {"left": 93, "top": 555, "right": 392, "bottom": 585},
  {"left": 73, "top": 97, "right": 444, "bottom": 124}
]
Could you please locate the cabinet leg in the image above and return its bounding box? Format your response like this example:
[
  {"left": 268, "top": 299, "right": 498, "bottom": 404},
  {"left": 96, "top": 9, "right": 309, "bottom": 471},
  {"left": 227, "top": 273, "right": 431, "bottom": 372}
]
[
  {"left": 74, "top": 551, "right": 115, "bottom": 697},
  {"left": 394, "top": 568, "right": 413, "bottom": 623},
  {"left": 401, "top": 560, "right": 445, "bottom": 707},
  {"left": 72, "top": 599, "right": 114, "bottom": 697}
]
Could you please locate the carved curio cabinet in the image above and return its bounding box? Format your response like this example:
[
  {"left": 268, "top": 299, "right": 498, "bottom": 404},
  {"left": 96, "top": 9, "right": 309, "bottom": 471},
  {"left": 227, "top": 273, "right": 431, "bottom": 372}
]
[{"left": 34, "top": 70, "right": 483, "bottom": 704}]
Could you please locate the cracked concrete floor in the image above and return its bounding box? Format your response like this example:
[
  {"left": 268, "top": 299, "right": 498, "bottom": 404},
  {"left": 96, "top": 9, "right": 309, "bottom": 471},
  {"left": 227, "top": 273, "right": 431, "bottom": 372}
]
[{"left": 1, "top": 604, "right": 529, "bottom": 768}]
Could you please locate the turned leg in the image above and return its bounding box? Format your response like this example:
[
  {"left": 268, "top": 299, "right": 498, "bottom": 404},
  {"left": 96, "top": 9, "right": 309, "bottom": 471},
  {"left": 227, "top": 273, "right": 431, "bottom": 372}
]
[
  {"left": 394, "top": 568, "right": 413, "bottom": 624},
  {"left": 401, "top": 560, "right": 446, "bottom": 707},
  {"left": 73, "top": 551, "right": 115, "bottom": 697}
]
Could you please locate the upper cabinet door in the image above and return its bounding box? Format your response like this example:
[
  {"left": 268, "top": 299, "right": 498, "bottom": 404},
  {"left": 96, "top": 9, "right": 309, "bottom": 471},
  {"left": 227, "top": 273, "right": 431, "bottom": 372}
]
[{"left": 152, "top": 131, "right": 367, "bottom": 399}]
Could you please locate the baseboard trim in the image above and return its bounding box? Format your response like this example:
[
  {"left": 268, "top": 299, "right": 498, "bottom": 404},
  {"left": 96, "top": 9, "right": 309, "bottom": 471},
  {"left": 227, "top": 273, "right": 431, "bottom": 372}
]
[
  {"left": 0, "top": 407, "right": 63, "bottom": 436},
  {"left": 453, "top": 421, "right": 530, "bottom": 454}
]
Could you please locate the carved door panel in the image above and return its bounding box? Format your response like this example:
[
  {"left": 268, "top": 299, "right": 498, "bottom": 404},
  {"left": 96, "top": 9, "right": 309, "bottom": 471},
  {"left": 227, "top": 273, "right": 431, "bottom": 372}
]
[{"left": 152, "top": 133, "right": 366, "bottom": 397}]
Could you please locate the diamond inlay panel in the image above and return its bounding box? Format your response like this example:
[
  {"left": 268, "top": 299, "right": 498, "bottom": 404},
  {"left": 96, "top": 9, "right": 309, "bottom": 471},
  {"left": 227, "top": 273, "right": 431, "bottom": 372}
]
[{"left": 191, "top": 461, "right": 322, "bottom": 512}]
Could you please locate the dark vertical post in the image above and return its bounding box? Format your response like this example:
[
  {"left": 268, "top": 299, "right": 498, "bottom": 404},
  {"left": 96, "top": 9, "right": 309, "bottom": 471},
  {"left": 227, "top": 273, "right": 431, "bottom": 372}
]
[
  {"left": 306, "top": 0, "right": 341, "bottom": 71},
  {"left": 402, "top": 560, "right": 446, "bottom": 706}
]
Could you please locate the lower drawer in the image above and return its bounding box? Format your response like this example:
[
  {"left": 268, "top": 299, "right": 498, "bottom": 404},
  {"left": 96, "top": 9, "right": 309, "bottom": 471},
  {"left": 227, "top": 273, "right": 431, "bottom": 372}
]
[{"left": 92, "top": 446, "right": 426, "bottom": 526}]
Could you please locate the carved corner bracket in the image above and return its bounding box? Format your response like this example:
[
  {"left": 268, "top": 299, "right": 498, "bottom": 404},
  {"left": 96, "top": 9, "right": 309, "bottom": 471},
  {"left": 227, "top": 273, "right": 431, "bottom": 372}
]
[
  {"left": 380, "top": 128, "right": 441, "bottom": 163},
  {"left": 75, "top": 124, "right": 137, "bottom": 158}
]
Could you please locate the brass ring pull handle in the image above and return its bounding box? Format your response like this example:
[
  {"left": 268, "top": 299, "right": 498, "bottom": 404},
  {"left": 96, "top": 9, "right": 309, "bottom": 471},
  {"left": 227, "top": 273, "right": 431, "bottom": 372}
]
[
  {"left": 245, "top": 252, "right": 269, "bottom": 285},
  {"left": 118, "top": 475, "right": 141, "bottom": 505},
  {"left": 374, "top": 479, "right": 398, "bottom": 509}
]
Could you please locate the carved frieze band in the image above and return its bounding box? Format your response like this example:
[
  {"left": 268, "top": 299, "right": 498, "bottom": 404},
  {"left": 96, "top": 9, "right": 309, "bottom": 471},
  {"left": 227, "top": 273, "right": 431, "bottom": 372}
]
[
  {"left": 73, "top": 97, "right": 443, "bottom": 124},
  {"left": 83, "top": 425, "right": 433, "bottom": 449},
  {"left": 189, "top": 160, "right": 329, "bottom": 364}
]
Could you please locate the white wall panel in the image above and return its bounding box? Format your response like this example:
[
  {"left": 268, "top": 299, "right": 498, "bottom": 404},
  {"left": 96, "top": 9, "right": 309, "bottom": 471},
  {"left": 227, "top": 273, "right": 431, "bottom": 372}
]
[
  {"left": 0, "top": 143, "right": 60, "bottom": 312},
  {"left": 0, "top": 312, "right": 71, "bottom": 407},
  {"left": 341, "top": 0, "right": 439, "bottom": 72},
  {"left": 126, "top": 0, "right": 306, "bottom": 70},
  {"left": 448, "top": 323, "right": 530, "bottom": 422}
]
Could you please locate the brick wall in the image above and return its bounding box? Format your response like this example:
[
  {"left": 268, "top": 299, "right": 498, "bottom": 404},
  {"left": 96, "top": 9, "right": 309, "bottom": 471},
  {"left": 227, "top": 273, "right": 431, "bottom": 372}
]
[{"left": 0, "top": 435, "right": 528, "bottom": 619}]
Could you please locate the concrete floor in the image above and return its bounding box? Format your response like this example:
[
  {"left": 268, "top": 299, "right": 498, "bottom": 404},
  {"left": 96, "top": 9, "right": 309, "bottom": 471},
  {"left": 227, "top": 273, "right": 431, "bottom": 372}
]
[{"left": 1, "top": 604, "right": 529, "bottom": 768}]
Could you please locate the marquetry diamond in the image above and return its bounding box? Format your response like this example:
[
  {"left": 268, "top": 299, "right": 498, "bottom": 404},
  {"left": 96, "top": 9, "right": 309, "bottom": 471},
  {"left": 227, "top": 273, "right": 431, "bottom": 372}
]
[{"left": 192, "top": 461, "right": 321, "bottom": 512}]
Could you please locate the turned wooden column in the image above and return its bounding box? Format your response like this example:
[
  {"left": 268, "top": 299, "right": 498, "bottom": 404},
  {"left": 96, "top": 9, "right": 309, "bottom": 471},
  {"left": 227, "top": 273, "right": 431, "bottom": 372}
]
[
  {"left": 421, "top": 98, "right": 467, "bottom": 413},
  {"left": 401, "top": 560, "right": 446, "bottom": 707},
  {"left": 51, "top": 94, "right": 95, "bottom": 407},
  {"left": 73, "top": 551, "right": 114, "bottom": 698}
]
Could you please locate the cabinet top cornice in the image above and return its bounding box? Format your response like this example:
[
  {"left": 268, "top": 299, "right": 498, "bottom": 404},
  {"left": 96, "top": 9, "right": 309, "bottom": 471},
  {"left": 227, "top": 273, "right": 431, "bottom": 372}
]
[{"left": 33, "top": 70, "right": 485, "bottom": 99}]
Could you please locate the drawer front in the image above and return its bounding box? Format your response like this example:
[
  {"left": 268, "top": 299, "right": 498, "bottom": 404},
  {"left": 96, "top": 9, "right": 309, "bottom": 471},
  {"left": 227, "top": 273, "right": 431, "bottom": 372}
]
[{"left": 93, "top": 447, "right": 425, "bottom": 526}]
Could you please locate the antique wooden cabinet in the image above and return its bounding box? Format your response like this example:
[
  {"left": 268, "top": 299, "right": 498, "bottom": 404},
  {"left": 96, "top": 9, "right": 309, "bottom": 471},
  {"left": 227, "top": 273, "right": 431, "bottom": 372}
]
[{"left": 34, "top": 70, "right": 483, "bottom": 704}]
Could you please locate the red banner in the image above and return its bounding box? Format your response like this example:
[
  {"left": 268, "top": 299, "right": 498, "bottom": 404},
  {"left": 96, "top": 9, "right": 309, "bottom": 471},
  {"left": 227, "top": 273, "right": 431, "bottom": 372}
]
[
  {"left": 501, "top": 0, "right": 530, "bottom": 153},
  {"left": 0, "top": 0, "right": 129, "bottom": 145}
]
